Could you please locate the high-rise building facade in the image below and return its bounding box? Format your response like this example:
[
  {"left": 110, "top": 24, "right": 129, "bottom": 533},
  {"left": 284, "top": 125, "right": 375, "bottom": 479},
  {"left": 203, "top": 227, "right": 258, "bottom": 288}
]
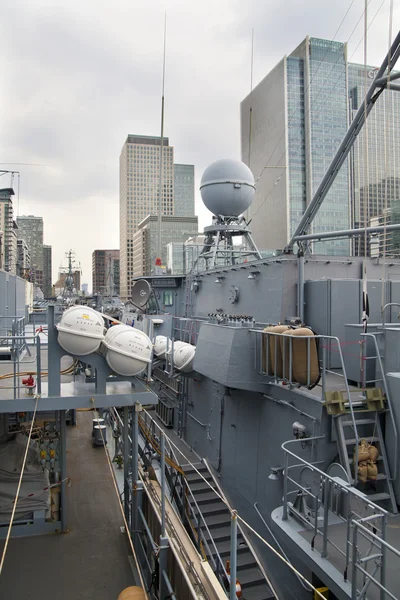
[
  {"left": 132, "top": 215, "right": 198, "bottom": 277},
  {"left": 0, "top": 188, "right": 16, "bottom": 273},
  {"left": 241, "top": 37, "right": 351, "bottom": 255},
  {"left": 17, "top": 238, "right": 30, "bottom": 278},
  {"left": 348, "top": 64, "right": 400, "bottom": 254},
  {"left": 92, "top": 249, "right": 120, "bottom": 296},
  {"left": 119, "top": 135, "right": 174, "bottom": 299},
  {"left": 174, "top": 164, "right": 195, "bottom": 217},
  {"left": 43, "top": 245, "right": 52, "bottom": 297},
  {"left": 16, "top": 215, "right": 44, "bottom": 284}
]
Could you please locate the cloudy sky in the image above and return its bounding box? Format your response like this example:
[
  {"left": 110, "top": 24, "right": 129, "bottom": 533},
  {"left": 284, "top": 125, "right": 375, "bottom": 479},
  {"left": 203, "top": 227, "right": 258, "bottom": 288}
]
[{"left": 1, "top": 0, "right": 397, "bottom": 288}]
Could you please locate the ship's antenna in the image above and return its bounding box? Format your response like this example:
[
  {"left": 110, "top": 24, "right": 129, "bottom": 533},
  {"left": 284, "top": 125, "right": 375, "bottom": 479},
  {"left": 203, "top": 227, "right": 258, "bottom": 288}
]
[
  {"left": 248, "top": 28, "right": 254, "bottom": 168},
  {"left": 156, "top": 11, "right": 167, "bottom": 271}
]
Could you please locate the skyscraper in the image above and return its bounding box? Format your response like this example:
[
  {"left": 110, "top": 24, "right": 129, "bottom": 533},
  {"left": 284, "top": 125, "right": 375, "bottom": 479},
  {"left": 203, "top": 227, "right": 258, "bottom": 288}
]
[
  {"left": 348, "top": 64, "right": 400, "bottom": 254},
  {"left": 241, "top": 37, "right": 350, "bottom": 255},
  {"left": 92, "top": 249, "right": 120, "bottom": 296},
  {"left": 119, "top": 135, "right": 174, "bottom": 299},
  {"left": 174, "top": 164, "right": 195, "bottom": 217},
  {"left": 131, "top": 215, "right": 198, "bottom": 277},
  {"left": 43, "top": 245, "right": 52, "bottom": 297},
  {"left": 0, "top": 188, "right": 16, "bottom": 273},
  {"left": 16, "top": 215, "right": 44, "bottom": 285}
]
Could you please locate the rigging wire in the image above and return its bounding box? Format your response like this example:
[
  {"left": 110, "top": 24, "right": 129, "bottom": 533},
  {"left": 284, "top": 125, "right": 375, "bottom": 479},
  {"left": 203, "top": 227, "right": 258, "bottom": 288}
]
[
  {"left": 381, "top": 0, "right": 394, "bottom": 307},
  {"left": 248, "top": 0, "right": 386, "bottom": 229},
  {"left": 141, "top": 409, "right": 327, "bottom": 599},
  {"left": 91, "top": 404, "right": 148, "bottom": 596},
  {"left": 0, "top": 394, "right": 39, "bottom": 576}
]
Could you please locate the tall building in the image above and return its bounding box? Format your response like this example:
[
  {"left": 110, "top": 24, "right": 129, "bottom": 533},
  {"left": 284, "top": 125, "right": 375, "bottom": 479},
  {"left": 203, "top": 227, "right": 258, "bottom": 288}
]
[
  {"left": 132, "top": 215, "right": 198, "bottom": 277},
  {"left": 16, "top": 215, "right": 44, "bottom": 284},
  {"left": 92, "top": 249, "right": 120, "bottom": 296},
  {"left": 174, "top": 164, "right": 195, "bottom": 217},
  {"left": 17, "top": 238, "right": 30, "bottom": 278},
  {"left": 119, "top": 135, "right": 174, "bottom": 299},
  {"left": 348, "top": 64, "right": 400, "bottom": 254},
  {"left": 43, "top": 245, "right": 52, "bottom": 297},
  {"left": 0, "top": 188, "right": 15, "bottom": 273},
  {"left": 241, "top": 37, "right": 351, "bottom": 255}
]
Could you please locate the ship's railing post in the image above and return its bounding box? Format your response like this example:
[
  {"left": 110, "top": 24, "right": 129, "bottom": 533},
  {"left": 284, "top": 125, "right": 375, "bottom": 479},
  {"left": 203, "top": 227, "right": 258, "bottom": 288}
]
[
  {"left": 131, "top": 403, "right": 143, "bottom": 548},
  {"left": 229, "top": 510, "right": 238, "bottom": 600},
  {"left": 351, "top": 522, "right": 358, "bottom": 600},
  {"left": 283, "top": 451, "right": 289, "bottom": 520},
  {"left": 321, "top": 477, "right": 329, "bottom": 558},
  {"left": 123, "top": 406, "right": 130, "bottom": 521},
  {"left": 60, "top": 410, "right": 67, "bottom": 532},
  {"left": 36, "top": 333, "right": 41, "bottom": 395},
  {"left": 380, "top": 514, "right": 387, "bottom": 600},
  {"left": 159, "top": 431, "right": 170, "bottom": 600}
]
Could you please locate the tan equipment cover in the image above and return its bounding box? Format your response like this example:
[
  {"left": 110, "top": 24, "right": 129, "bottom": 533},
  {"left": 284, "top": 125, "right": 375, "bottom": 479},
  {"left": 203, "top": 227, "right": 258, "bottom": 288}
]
[
  {"left": 281, "top": 328, "right": 320, "bottom": 386},
  {"left": 262, "top": 325, "right": 290, "bottom": 377},
  {"left": 118, "top": 587, "right": 146, "bottom": 600}
]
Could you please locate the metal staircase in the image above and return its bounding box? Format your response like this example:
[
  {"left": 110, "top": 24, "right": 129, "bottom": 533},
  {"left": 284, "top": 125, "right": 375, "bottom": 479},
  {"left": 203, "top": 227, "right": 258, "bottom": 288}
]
[
  {"left": 334, "top": 410, "right": 397, "bottom": 513},
  {"left": 179, "top": 463, "right": 276, "bottom": 600}
]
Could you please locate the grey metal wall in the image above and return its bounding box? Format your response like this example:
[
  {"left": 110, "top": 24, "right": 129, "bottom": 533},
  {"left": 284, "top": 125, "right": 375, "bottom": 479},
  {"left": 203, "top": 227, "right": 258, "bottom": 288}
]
[{"left": 0, "top": 271, "right": 27, "bottom": 318}]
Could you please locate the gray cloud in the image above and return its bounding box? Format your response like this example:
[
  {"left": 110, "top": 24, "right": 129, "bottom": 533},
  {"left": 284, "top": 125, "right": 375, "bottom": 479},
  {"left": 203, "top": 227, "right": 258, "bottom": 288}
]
[{"left": 1, "top": 0, "right": 397, "bottom": 285}]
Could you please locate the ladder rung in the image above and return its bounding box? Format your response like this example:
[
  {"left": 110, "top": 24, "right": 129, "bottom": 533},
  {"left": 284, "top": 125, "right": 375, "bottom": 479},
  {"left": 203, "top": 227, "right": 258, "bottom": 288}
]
[
  {"left": 367, "top": 492, "right": 391, "bottom": 502},
  {"left": 345, "top": 436, "right": 379, "bottom": 445},
  {"left": 342, "top": 419, "right": 375, "bottom": 426}
]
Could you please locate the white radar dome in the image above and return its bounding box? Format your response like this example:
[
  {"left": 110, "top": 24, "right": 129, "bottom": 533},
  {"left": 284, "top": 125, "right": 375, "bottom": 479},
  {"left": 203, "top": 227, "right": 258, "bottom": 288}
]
[
  {"left": 57, "top": 306, "right": 105, "bottom": 356},
  {"left": 200, "top": 159, "right": 255, "bottom": 217},
  {"left": 102, "top": 325, "right": 152, "bottom": 376}
]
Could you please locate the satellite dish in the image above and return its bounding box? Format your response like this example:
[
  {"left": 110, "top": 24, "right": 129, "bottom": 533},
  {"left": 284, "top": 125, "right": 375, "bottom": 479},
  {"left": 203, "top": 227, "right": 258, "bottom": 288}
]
[{"left": 131, "top": 280, "right": 152, "bottom": 309}]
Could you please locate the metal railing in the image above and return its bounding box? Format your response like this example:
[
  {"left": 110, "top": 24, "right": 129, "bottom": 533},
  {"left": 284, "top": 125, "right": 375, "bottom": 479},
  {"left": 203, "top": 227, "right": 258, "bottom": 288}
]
[
  {"left": 0, "top": 328, "right": 43, "bottom": 399},
  {"left": 361, "top": 332, "right": 398, "bottom": 482},
  {"left": 172, "top": 316, "right": 204, "bottom": 345},
  {"left": 282, "top": 437, "right": 400, "bottom": 599},
  {"left": 138, "top": 409, "right": 230, "bottom": 589},
  {"left": 252, "top": 328, "right": 361, "bottom": 475}
]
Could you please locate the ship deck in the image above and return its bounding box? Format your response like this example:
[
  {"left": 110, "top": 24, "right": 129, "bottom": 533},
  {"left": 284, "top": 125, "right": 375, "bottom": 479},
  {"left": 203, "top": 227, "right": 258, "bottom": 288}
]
[
  {"left": 299, "top": 514, "right": 400, "bottom": 600},
  {"left": 0, "top": 410, "right": 136, "bottom": 600},
  {"left": 273, "top": 504, "right": 400, "bottom": 600}
]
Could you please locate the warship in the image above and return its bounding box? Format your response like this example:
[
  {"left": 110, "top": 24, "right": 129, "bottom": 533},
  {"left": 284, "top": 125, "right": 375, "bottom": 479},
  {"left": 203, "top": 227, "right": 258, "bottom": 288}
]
[{"left": 0, "top": 26, "right": 400, "bottom": 600}]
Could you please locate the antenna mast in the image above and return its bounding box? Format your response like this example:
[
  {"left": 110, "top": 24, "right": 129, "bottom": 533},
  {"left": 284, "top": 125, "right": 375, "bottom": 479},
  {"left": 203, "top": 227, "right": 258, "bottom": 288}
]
[{"left": 156, "top": 12, "right": 167, "bottom": 272}]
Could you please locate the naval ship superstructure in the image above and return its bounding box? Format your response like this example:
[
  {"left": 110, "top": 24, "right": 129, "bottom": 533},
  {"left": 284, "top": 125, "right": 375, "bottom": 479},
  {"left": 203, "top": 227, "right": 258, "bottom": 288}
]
[{"left": 0, "top": 28, "right": 400, "bottom": 600}]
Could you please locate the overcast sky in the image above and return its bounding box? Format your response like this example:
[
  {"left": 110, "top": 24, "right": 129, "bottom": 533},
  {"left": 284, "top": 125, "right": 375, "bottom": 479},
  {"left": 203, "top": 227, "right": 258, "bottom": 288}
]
[{"left": 0, "top": 0, "right": 397, "bottom": 288}]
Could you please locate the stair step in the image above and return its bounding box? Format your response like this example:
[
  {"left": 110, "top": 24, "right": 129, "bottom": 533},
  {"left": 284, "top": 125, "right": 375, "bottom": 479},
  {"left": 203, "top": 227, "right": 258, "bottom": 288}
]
[
  {"left": 236, "top": 566, "right": 265, "bottom": 587},
  {"left": 366, "top": 492, "right": 391, "bottom": 502},
  {"left": 185, "top": 471, "right": 214, "bottom": 485},
  {"left": 201, "top": 513, "right": 231, "bottom": 529},
  {"left": 187, "top": 481, "right": 216, "bottom": 494},
  {"left": 342, "top": 419, "right": 375, "bottom": 426},
  {"left": 345, "top": 437, "right": 379, "bottom": 445},
  {"left": 211, "top": 539, "right": 248, "bottom": 557},
  {"left": 193, "top": 490, "right": 221, "bottom": 505},
  {"left": 182, "top": 463, "right": 208, "bottom": 474},
  {"left": 194, "top": 500, "right": 228, "bottom": 517},
  {"left": 236, "top": 552, "right": 258, "bottom": 571},
  {"left": 242, "top": 584, "right": 275, "bottom": 600},
  {"left": 202, "top": 524, "right": 235, "bottom": 542}
]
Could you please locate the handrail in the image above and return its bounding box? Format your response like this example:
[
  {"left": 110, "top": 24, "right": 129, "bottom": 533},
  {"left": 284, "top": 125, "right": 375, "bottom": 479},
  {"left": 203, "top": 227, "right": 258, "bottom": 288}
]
[
  {"left": 281, "top": 436, "right": 388, "bottom": 517},
  {"left": 203, "top": 458, "right": 279, "bottom": 600},
  {"left": 381, "top": 302, "right": 400, "bottom": 328},
  {"left": 361, "top": 332, "right": 398, "bottom": 481},
  {"left": 128, "top": 408, "right": 229, "bottom": 583},
  {"left": 253, "top": 329, "right": 360, "bottom": 482}
]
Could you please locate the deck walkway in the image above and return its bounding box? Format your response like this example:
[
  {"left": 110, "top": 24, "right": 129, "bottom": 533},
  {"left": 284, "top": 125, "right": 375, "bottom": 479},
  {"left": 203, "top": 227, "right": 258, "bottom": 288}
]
[{"left": 0, "top": 411, "right": 135, "bottom": 600}]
